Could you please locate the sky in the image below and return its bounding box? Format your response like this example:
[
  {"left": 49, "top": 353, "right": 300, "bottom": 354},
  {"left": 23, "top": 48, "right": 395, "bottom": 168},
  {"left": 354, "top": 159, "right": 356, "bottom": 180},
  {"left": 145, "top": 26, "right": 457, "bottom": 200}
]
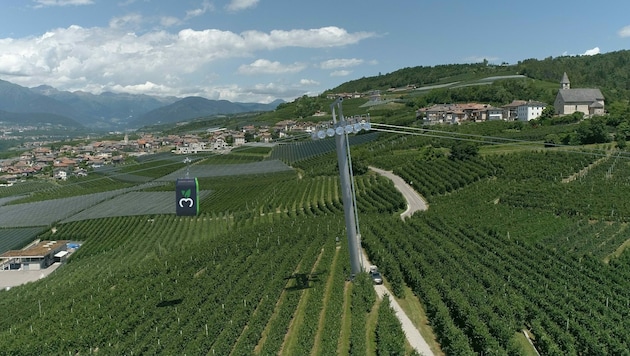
[{"left": 0, "top": 0, "right": 629, "bottom": 104}]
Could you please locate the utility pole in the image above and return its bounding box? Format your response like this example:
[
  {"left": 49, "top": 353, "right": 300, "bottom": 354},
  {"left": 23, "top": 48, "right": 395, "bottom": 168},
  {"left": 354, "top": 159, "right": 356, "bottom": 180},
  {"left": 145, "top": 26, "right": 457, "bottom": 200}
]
[{"left": 320, "top": 98, "right": 370, "bottom": 276}]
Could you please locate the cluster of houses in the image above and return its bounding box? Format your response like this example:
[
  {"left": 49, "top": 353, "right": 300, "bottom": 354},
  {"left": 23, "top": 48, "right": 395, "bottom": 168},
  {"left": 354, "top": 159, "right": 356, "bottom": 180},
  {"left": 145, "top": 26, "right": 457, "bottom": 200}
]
[
  {"left": 0, "top": 141, "right": 127, "bottom": 184},
  {"left": 0, "top": 121, "right": 331, "bottom": 184},
  {"left": 416, "top": 100, "right": 547, "bottom": 124},
  {"left": 416, "top": 73, "right": 605, "bottom": 124},
  {"left": 172, "top": 121, "right": 325, "bottom": 154}
]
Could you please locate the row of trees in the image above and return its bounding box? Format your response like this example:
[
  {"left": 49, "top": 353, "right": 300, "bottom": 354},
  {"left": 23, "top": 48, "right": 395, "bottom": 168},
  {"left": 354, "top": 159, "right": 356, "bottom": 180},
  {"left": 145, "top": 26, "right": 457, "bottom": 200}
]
[{"left": 0, "top": 211, "right": 410, "bottom": 354}]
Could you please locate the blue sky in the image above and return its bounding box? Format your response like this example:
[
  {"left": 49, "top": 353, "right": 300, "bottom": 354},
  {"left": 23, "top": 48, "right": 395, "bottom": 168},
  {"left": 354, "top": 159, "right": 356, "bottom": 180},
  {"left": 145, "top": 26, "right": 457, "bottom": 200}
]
[{"left": 0, "top": 0, "right": 629, "bottom": 103}]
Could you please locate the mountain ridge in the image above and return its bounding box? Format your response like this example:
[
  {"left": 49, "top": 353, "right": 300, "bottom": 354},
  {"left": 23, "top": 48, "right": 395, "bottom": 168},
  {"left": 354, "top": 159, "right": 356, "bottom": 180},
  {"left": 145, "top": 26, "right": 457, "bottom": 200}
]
[
  {"left": 0, "top": 80, "right": 284, "bottom": 131},
  {"left": 129, "top": 96, "right": 283, "bottom": 127}
]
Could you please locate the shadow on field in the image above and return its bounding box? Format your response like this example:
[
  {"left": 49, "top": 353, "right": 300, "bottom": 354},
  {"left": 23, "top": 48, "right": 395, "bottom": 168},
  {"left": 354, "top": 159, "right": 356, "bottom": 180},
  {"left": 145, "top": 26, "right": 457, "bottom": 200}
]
[
  {"left": 156, "top": 298, "right": 184, "bottom": 308},
  {"left": 284, "top": 269, "right": 326, "bottom": 291}
]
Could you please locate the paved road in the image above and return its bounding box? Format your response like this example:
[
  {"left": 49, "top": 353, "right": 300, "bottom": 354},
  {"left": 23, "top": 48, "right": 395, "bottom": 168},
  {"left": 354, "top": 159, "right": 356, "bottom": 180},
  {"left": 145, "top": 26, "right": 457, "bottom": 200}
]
[
  {"left": 361, "top": 250, "right": 435, "bottom": 356},
  {"left": 369, "top": 166, "right": 428, "bottom": 219},
  {"left": 364, "top": 167, "right": 434, "bottom": 355}
]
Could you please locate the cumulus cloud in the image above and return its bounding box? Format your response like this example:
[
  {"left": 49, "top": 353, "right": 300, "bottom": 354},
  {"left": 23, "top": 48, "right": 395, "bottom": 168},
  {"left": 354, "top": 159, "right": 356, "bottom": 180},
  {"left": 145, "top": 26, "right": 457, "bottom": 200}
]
[
  {"left": 319, "top": 58, "right": 363, "bottom": 69},
  {"left": 226, "top": 0, "right": 259, "bottom": 12},
  {"left": 237, "top": 59, "right": 307, "bottom": 75},
  {"left": 109, "top": 81, "right": 173, "bottom": 95},
  {"left": 0, "top": 24, "right": 373, "bottom": 100},
  {"left": 619, "top": 25, "right": 630, "bottom": 38},
  {"left": 583, "top": 47, "right": 600, "bottom": 56},
  {"left": 33, "top": 0, "right": 94, "bottom": 7}
]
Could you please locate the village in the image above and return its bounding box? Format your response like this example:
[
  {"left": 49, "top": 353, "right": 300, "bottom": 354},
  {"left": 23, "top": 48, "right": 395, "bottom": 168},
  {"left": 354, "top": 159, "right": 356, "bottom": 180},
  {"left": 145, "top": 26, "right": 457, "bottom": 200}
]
[{"left": 0, "top": 118, "right": 329, "bottom": 185}]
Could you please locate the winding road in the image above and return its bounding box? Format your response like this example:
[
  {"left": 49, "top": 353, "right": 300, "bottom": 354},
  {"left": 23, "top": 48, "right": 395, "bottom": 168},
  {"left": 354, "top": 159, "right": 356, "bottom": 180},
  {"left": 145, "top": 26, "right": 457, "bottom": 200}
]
[
  {"left": 363, "top": 166, "right": 435, "bottom": 355},
  {"left": 369, "top": 166, "right": 428, "bottom": 219}
]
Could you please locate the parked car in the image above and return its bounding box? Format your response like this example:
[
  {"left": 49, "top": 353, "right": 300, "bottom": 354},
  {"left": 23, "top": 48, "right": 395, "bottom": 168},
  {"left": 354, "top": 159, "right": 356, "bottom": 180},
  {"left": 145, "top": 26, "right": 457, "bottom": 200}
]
[
  {"left": 369, "top": 265, "right": 383, "bottom": 284},
  {"left": 370, "top": 270, "right": 383, "bottom": 284}
]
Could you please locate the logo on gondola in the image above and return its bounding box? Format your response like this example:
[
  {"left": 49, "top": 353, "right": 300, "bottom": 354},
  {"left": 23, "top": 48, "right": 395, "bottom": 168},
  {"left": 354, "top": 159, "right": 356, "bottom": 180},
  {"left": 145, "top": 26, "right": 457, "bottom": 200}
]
[{"left": 178, "top": 189, "right": 194, "bottom": 208}]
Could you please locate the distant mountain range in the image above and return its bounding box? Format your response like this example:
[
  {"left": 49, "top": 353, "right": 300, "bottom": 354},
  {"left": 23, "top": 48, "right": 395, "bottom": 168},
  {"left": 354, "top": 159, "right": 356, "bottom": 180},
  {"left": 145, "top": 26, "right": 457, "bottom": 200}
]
[
  {"left": 129, "top": 96, "right": 284, "bottom": 128},
  {"left": 0, "top": 79, "right": 283, "bottom": 131}
]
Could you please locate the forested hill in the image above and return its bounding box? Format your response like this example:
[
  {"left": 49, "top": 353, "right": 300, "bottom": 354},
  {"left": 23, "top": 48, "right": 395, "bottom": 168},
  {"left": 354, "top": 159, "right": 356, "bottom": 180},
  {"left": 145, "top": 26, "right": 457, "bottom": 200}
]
[{"left": 331, "top": 50, "right": 630, "bottom": 103}]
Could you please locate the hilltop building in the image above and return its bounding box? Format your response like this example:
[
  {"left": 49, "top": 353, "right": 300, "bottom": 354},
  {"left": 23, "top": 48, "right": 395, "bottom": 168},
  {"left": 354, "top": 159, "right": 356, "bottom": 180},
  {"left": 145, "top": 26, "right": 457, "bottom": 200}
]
[{"left": 554, "top": 72, "right": 605, "bottom": 117}]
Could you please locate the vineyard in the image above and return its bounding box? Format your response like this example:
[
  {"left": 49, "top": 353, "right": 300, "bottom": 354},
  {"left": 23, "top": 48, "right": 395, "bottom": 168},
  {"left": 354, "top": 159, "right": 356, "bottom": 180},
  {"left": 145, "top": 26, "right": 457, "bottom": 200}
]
[
  {"left": 4, "top": 122, "right": 630, "bottom": 354},
  {"left": 358, "top": 144, "right": 630, "bottom": 355},
  {"left": 0, "top": 215, "right": 406, "bottom": 355}
]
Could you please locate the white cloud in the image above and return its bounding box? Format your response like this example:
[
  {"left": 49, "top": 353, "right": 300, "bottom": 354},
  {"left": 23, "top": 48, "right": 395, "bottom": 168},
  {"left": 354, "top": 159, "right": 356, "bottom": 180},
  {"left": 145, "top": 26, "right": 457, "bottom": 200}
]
[
  {"left": 194, "top": 82, "right": 306, "bottom": 104},
  {"left": 619, "top": 25, "right": 630, "bottom": 38},
  {"left": 109, "top": 14, "right": 143, "bottom": 29},
  {"left": 33, "top": 0, "right": 94, "bottom": 7},
  {"left": 160, "top": 16, "right": 182, "bottom": 28},
  {"left": 243, "top": 27, "right": 374, "bottom": 49},
  {"left": 331, "top": 70, "right": 351, "bottom": 77},
  {"left": 226, "top": 0, "right": 259, "bottom": 12},
  {"left": 186, "top": 0, "right": 214, "bottom": 19},
  {"left": 237, "top": 59, "right": 307, "bottom": 75},
  {"left": 582, "top": 47, "right": 600, "bottom": 56},
  {"left": 0, "top": 24, "right": 373, "bottom": 101},
  {"left": 320, "top": 58, "right": 363, "bottom": 70},
  {"left": 109, "top": 81, "right": 173, "bottom": 95},
  {"left": 299, "top": 79, "right": 319, "bottom": 86}
]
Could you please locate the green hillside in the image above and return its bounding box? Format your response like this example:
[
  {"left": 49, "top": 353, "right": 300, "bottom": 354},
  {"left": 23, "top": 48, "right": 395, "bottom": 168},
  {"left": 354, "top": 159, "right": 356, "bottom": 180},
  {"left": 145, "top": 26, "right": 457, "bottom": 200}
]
[{"left": 330, "top": 50, "right": 630, "bottom": 103}]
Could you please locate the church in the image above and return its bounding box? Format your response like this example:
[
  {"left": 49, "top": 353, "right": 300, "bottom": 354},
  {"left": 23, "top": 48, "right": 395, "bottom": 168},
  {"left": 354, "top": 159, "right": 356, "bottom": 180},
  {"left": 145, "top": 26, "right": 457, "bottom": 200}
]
[{"left": 553, "top": 72, "right": 605, "bottom": 117}]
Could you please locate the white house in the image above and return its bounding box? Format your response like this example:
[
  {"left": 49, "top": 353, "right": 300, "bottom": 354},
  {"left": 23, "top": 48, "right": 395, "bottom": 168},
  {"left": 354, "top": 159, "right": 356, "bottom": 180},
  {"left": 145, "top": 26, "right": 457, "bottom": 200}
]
[
  {"left": 54, "top": 169, "right": 68, "bottom": 180},
  {"left": 175, "top": 142, "right": 208, "bottom": 154},
  {"left": 212, "top": 138, "right": 228, "bottom": 150},
  {"left": 517, "top": 100, "right": 546, "bottom": 121},
  {"left": 233, "top": 134, "right": 246, "bottom": 147}
]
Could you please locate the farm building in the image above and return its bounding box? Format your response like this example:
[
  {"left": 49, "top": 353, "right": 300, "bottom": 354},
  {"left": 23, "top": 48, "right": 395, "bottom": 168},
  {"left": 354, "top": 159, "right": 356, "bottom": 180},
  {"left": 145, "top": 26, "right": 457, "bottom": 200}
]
[{"left": 0, "top": 240, "right": 69, "bottom": 271}]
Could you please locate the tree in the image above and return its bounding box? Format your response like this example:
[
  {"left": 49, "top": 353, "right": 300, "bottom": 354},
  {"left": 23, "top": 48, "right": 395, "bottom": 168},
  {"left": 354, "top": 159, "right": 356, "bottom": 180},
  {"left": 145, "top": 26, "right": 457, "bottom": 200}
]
[
  {"left": 615, "top": 121, "right": 630, "bottom": 141},
  {"left": 449, "top": 142, "right": 479, "bottom": 160},
  {"left": 350, "top": 157, "right": 368, "bottom": 176},
  {"left": 575, "top": 117, "right": 610, "bottom": 145},
  {"left": 616, "top": 136, "right": 627, "bottom": 150},
  {"left": 541, "top": 105, "right": 555, "bottom": 119},
  {"left": 544, "top": 134, "right": 561, "bottom": 147}
]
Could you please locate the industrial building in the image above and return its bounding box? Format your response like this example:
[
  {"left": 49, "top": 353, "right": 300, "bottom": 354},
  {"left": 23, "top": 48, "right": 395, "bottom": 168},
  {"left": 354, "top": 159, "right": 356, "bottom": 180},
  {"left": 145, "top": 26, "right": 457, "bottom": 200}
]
[{"left": 0, "top": 240, "right": 69, "bottom": 271}]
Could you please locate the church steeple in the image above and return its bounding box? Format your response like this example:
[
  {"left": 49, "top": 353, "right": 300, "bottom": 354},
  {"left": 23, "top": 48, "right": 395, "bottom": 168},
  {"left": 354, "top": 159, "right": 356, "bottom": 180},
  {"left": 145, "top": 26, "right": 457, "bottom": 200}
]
[{"left": 561, "top": 72, "right": 570, "bottom": 89}]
